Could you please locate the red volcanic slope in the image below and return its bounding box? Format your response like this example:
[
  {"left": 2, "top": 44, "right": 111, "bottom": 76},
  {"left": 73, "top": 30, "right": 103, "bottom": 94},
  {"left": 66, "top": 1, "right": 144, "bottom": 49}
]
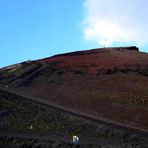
[
  {"left": 37, "top": 46, "right": 148, "bottom": 75},
  {"left": 1, "top": 46, "right": 148, "bottom": 131}
]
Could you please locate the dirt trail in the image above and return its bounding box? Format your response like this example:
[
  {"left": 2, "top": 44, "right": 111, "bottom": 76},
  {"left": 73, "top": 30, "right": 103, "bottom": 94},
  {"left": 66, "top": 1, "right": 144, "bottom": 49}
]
[
  {"left": 0, "top": 87, "right": 148, "bottom": 147},
  {"left": 0, "top": 129, "right": 123, "bottom": 145},
  {"left": 0, "top": 87, "right": 148, "bottom": 136},
  {"left": 10, "top": 62, "right": 45, "bottom": 86}
]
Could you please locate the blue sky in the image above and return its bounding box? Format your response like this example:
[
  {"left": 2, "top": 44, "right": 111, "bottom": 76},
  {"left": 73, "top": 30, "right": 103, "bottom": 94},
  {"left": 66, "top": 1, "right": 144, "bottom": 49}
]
[{"left": 0, "top": 0, "right": 148, "bottom": 67}]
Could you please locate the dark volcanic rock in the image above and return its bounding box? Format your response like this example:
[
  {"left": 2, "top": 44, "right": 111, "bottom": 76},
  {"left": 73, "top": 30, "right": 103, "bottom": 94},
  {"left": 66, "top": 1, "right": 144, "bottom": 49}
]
[
  {"left": 127, "top": 46, "right": 139, "bottom": 51},
  {"left": 51, "top": 46, "right": 139, "bottom": 58},
  {"left": 114, "top": 46, "right": 139, "bottom": 52}
]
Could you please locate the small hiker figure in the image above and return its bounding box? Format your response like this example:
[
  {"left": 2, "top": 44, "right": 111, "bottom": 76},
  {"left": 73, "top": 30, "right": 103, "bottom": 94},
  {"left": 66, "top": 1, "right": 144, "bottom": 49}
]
[
  {"left": 73, "top": 135, "right": 79, "bottom": 144},
  {"left": 29, "top": 125, "right": 33, "bottom": 130}
]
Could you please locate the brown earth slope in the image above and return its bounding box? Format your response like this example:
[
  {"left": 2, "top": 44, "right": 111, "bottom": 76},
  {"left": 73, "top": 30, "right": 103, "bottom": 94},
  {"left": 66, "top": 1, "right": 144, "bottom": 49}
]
[
  {"left": 0, "top": 46, "right": 148, "bottom": 130},
  {"left": 1, "top": 88, "right": 148, "bottom": 147}
]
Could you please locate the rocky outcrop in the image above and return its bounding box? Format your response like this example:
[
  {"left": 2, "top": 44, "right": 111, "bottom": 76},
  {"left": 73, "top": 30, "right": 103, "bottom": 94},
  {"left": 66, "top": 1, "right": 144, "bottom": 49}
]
[
  {"left": 52, "top": 46, "right": 139, "bottom": 58},
  {"left": 114, "top": 46, "right": 139, "bottom": 52},
  {"left": 126, "top": 46, "right": 139, "bottom": 51}
]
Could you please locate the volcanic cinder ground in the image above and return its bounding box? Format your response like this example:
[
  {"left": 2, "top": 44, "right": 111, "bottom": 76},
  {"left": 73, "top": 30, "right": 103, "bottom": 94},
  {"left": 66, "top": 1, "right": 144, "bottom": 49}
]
[{"left": 0, "top": 46, "right": 148, "bottom": 147}]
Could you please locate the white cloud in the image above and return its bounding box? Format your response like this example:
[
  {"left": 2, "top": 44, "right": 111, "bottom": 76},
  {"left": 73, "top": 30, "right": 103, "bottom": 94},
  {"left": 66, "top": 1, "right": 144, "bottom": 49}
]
[{"left": 83, "top": 0, "right": 148, "bottom": 46}]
